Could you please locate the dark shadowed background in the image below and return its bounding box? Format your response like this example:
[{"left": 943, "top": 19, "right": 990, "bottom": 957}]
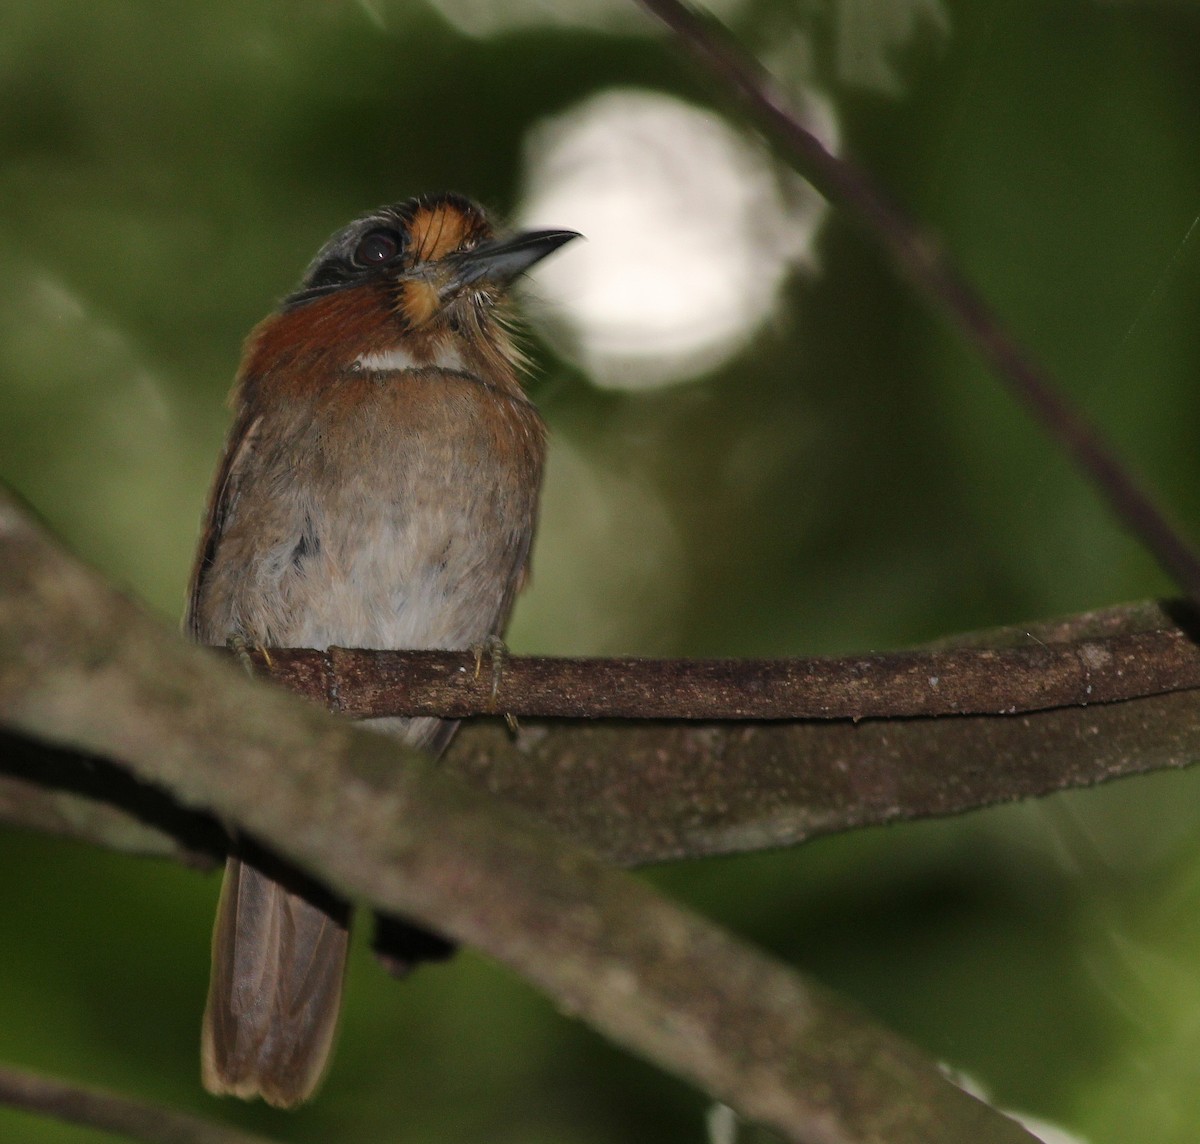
[{"left": 4, "top": 2, "right": 1200, "bottom": 1141}]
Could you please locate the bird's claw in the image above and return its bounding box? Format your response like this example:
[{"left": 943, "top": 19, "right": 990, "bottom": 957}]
[
  {"left": 227, "top": 634, "right": 273, "bottom": 675},
  {"left": 471, "top": 635, "right": 514, "bottom": 726}
]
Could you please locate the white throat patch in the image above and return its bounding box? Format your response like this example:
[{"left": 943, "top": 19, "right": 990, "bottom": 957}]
[{"left": 354, "top": 345, "right": 466, "bottom": 373}]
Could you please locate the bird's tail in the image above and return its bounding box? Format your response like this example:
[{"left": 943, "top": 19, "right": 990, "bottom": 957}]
[{"left": 201, "top": 855, "right": 350, "bottom": 1109}]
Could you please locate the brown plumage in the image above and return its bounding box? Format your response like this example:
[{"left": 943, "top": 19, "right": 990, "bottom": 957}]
[{"left": 187, "top": 193, "right": 578, "bottom": 1107}]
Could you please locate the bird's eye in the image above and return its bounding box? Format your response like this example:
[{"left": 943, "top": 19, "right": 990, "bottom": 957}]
[{"left": 353, "top": 229, "right": 403, "bottom": 267}]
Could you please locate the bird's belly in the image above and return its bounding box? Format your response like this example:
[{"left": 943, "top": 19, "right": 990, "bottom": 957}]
[{"left": 280, "top": 494, "right": 520, "bottom": 651}]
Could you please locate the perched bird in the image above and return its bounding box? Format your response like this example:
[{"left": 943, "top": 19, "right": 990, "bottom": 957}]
[{"left": 186, "top": 192, "right": 578, "bottom": 1108}]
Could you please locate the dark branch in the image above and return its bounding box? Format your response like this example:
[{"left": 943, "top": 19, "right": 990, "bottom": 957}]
[
  {"left": 0, "top": 1060, "right": 281, "bottom": 1144},
  {"left": 0, "top": 730, "right": 222, "bottom": 867},
  {"left": 635, "top": 0, "right": 1200, "bottom": 609},
  {"left": 222, "top": 625, "right": 1200, "bottom": 721}
]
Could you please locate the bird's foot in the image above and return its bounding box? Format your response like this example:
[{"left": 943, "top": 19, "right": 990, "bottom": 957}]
[
  {"left": 471, "top": 635, "right": 508, "bottom": 708},
  {"left": 226, "top": 634, "right": 273, "bottom": 675}
]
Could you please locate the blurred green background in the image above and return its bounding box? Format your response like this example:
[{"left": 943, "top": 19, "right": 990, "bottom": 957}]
[{"left": 5, "top": 1, "right": 1200, "bottom": 1141}]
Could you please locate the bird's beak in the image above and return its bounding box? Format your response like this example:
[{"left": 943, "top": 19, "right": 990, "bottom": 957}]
[{"left": 445, "top": 228, "right": 582, "bottom": 290}]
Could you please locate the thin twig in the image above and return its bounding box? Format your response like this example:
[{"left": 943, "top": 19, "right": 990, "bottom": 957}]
[
  {"left": 0, "top": 1061, "right": 281, "bottom": 1144},
  {"left": 223, "top": 626, "right": 1200, "bottom": 720},
  {"left": 636, "top": 0, "right": 1200, "bottom": 608}
]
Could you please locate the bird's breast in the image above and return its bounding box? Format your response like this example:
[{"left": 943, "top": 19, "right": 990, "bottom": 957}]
[{"left": 192, "top": 365, "right": 545, "bottom": 653}]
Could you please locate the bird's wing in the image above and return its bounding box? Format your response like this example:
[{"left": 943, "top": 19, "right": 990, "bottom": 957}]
[{"left": 185, "top": 408, "right": 263, "bottom": 639}]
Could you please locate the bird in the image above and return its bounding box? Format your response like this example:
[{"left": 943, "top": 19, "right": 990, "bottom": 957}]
[{"left": 186, "top": 192, "right": 579, "bottom": 1108}]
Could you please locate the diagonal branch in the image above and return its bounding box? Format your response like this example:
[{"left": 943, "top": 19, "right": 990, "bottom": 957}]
[
  {"left": 636, "top": 0, "right": 1200, "bottom": 609},
  {"left": 0, "top": 1060, "right": 282, "bottom": 1144},
  {"left": 0, "top": 500, "right": 1038, "bottom": 1143}
]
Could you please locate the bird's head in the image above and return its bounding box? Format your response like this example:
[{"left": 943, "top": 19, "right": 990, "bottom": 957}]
[{"left": 240, "top": 193, "right": 579, "bottom": 392}]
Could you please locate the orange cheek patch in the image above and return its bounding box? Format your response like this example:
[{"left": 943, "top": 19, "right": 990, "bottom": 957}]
[
  {"left": 408, "top": 203, "right": 474, "bottom": 263},
  {"left": 398, "top": 279, "right": 442, "bottom": 328}
]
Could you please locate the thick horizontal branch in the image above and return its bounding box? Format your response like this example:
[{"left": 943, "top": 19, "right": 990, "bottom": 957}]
[
  {"left": 226, "top": 624, "right": 1200, "bottom": 721},
  {"left": 0, "top": 1060, "right": 281, "bottom": 1144},
  {"left": 636, "top": 0, "right": 1200, "bottom": 609},
  {"left": 0, "top": 489, "right": 1037, "bottom": 1144},
  {"left": 445, "top": 687, "right": 1200, "bottom": 866}
]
